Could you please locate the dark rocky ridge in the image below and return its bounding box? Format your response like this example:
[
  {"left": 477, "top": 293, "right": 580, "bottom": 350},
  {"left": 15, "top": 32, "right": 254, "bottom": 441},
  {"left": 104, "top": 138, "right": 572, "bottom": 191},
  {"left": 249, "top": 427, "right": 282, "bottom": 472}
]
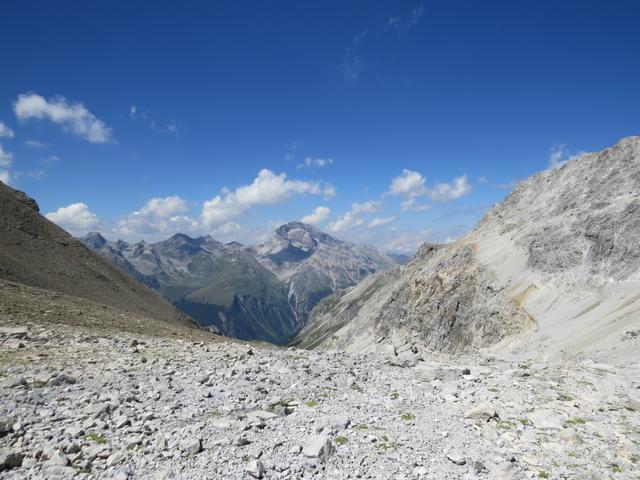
[{"left": 0, "top": 181, "right": 195, "bottom": 330}]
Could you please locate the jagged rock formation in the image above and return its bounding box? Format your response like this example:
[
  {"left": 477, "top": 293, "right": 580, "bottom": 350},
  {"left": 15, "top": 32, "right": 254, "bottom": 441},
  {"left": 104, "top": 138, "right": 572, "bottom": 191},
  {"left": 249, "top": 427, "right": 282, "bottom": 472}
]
[
  {"left": 0, "top": 182, "right": 194, "bottom": 330},
  {"left": 82, "top": 222, "right": 395, "bottom": 343},
  {"left": 82, "top": 233, "right": 296, "bottom": 344},
  {"left": 296, "top": 136, "right": 640, "bottom": 361},
  {"left": 252, "top": 222, "right": 396, "bottom": 327}
]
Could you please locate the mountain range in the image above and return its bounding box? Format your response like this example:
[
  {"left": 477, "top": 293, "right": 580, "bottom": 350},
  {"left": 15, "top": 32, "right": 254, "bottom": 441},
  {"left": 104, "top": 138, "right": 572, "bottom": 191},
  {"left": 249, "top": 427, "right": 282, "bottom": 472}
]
[
  {"left": 81, "top": 222, "right": 396, "bottom": 343},
  {"left": 294, "top": 136, "right": 640, "bottom": 363}
]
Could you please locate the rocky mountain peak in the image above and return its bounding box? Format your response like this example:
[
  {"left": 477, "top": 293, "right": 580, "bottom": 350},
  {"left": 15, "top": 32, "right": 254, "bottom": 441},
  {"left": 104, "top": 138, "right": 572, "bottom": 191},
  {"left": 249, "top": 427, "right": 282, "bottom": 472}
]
[
  {"left": 82, "top": 232, "right": 107, "bottom": 250},
  {"left": 274, "top": 221, "right": 339, "bottom": 248}
]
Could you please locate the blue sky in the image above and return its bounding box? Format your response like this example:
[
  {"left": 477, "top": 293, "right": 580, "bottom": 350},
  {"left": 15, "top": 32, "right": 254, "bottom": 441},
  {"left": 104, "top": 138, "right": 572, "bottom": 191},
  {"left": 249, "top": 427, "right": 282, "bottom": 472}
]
[{"left": 1, "top": 1, "right": 639, "bottom": 253}]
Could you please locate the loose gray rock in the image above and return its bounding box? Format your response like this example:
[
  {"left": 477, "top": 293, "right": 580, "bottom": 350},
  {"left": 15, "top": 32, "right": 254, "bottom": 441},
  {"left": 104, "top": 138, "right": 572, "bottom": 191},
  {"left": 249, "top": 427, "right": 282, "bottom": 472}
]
[
  {"left": 245, "top": 459, "right": 265, "bottom": 479},
  {"left": 303, "top": 434, "right": 335, "bottom": 463}
]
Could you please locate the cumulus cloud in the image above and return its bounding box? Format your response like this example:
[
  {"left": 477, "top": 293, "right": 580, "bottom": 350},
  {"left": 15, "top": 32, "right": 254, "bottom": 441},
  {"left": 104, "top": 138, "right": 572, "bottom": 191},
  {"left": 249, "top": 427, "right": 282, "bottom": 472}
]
[
  {"left": 0, "top": 144, "right": 13, "bottom": 167},
  {"left": 45, "top": 203, "right": 101, "bottom": 234},
  {"left": 202, "top": 169, "right": 335, "bottom": 228},
  {"left": 428, "top": 176, "right": 471, "bottom": 202},
  {"left": 13, "top": 93, "right": 112, "bottom": 143},
  {"left": 390, "top": 169, "right": 426, "bottom": 197},
  {"left": 548, "top": 144, "right": 585, "bottom": 170},
  {"left": 138, "top": 195, "right": 187, "bottom": 217},
  {"left": 0, "top": 122, "right": 14, "bottom": 138},
  {"left": 368, "top": 216, "right": 396, "bottom": 228},
  {"left": 328, "top": 211, "right": 364, "bottom": 232},
  {"left": 115, "top": 196, "right": 198, "bottom": 239},
  {"left": 301, "top": 206, "right": 331, "bottom": 224},
  {"left": 328, "top": 200, "right": 381, "bottom": 232},
  {"left": 297, "top": 157, "right": 334, "bottom": 169},
  {"left": 389, "top": 169, "right": 471, "bottom": 205},
  {"left": 0, "top": 144, "right": 13, "bottom": 184}
]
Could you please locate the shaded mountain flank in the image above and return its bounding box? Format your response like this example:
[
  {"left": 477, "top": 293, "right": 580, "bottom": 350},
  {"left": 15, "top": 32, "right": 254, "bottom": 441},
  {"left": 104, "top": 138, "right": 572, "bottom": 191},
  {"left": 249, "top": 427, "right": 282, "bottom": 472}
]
[{"left": 0, "top": 182, "right": 196, "bottom": 333}]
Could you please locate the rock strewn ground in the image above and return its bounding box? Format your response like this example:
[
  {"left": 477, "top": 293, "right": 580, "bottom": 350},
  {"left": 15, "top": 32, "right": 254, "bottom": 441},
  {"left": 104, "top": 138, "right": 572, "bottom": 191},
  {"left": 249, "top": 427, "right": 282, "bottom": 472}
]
[{"left": 1, "top": 315, "right": 639, "bottom": 479}]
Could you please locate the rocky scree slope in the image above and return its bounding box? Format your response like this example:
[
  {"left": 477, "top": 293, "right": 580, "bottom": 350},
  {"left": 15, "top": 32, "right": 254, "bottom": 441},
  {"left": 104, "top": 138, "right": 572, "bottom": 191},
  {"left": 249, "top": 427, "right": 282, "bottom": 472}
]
[
  {"left": 1, "top": 314, "right": 639, "bottom": 479},
  {"left": 296, "top": 136, "right": 640, "bottom": 362},
  {"left": 0, "top": 182, "right": 194, "bottom": 330}
]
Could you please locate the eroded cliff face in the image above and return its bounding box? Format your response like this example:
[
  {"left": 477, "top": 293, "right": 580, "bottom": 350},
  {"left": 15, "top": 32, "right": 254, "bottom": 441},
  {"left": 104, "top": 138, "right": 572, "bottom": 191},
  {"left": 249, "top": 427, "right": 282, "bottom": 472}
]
[{"left": 296, "top": 136, "right": 640, "bottom": 362}]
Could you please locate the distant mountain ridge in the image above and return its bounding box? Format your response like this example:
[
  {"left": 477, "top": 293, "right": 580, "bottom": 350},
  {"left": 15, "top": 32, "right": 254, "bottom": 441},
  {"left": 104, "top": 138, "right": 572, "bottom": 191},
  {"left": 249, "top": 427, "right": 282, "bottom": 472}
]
[{"left": 81, "top": 222, "right": 395, "bottom": 343}]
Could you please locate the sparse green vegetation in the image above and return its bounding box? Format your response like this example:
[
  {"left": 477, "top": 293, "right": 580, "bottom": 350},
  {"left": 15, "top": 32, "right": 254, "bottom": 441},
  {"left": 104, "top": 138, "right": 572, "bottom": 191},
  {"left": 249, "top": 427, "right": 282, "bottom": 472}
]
[
  {"left": 565, "top": 417, "right": 586, "bottom": 426},
  {"left": 558, "top": 393, "right": 573, "bottom": 401},
  {"left": 520, "top": 418, "right": 533, "bottom": 426},
  {"left": 334, "top": 436, "right": 348, "bottom": 445},
  {"left": 390, "top": 391, "right": 399, "bottom": 399},
  {"left": 400, "top": 412, "right": 415, "bottom": 421},
  {"left": 610, "top": 463, "right": 622, "bottom": 473},
  {"left": 496, "top": 420, "right": 516, "bottom": 430},
  {"left": 86, "top": 432, "right": 107, "bottom": 444},
  {"left": 354, "top": 424, "right": 369, "bottom": 431},
  {"left": 377, "top": 440, "right": 400, "bottom": 453},
  {"left": 350, "top": 383, "right": 363, "bottom": 392},
  {"left": 538, "top": 471, "right": 550, "bottom": 478},
  {"left": 305, "top": 400, "right": 318, "bottom": 407}
]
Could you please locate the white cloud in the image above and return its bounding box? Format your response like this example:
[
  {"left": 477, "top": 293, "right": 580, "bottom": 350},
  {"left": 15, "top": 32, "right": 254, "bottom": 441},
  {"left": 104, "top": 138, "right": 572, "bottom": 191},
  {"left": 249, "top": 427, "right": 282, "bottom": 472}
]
[
  {"left": 114, "top": 196, "right": 197, "bottom": 239},
  {"left": 138, "top": 195, "right": 187, "bottom": 218},
  {"left": 351, "top": 200, "right": 381, "bottom": 214},
  {"left": 0, "top": 122, "right": 14, "bottom": 138},
  {"left": 548, "top": 144, "right": 585, "bottom": 170},
  {"left": 428, "top": 175, "right": 471, "bottom": 201},
  {"left": 389, "top": 169, "right": 471, "bottom": 204},
  {"left": 301, "top": 206, "right": 331, "bottom": 224},
  {"left": 400, "top": 198, "right": 431, "bottom": 212},
  {"left": 0, "top": 144, "right": 14, "bottom": 184},
  {"left": 202, "top": 169, "right": 335, "bottom": 228},
  {"left": 45, "top": 203, "right": 101, "bottom": 234},
  {"left": 24, "top": 139, "right": 49, "bottom": 149},
  {"left": 297, "top": 157, "right": 334, "bottom": 169},
  {"left": 390, "top": 169, "right": 426, "bottom": 197},
  {"left": 0, "top": 144, "right": 13, "bottom": 167},
  {"left": 368, "top": 216, "right": 396, "bottom": 228},
  {"left": 13, "top": 93, "right": 112, "bottom": 143},
  {"left": 477, "top": 175, "right": 489, "bottom": 184},
  {"left": 328, "top": 211, "right": 364, "bottom": 232},
  {"left": 328, "top": 200, "right": 381, "bottom": 232},
  {"left": 383, "top": 228, "right": 431, "bottom": 254}
]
